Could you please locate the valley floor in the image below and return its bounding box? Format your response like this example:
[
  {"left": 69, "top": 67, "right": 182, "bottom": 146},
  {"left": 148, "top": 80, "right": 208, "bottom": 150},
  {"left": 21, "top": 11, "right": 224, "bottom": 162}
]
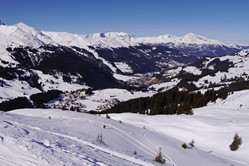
[{"left": 1, "top": 90, "right": 249, "bottom": 166}]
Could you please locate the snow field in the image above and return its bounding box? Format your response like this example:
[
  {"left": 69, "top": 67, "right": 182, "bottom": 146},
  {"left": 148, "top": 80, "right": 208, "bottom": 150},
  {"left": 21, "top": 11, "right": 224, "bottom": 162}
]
[
  {"left": 1, "top": 90, "right": 249, "bottom": 166},
  {"left": 112, "top": 90, "right": 249, "bottom": 166}
]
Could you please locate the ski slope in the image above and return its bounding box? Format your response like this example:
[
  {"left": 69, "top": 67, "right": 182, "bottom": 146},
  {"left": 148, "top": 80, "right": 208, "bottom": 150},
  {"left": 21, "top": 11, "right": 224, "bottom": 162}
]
[{"left": 1, "top": 90, "right": 249, "bottom": 166}]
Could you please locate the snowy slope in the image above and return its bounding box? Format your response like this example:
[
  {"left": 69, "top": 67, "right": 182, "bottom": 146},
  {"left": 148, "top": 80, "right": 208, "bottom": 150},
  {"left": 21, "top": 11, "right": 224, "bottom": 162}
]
[
  {"left": 0, "top": 23, "right": 52, "bottom": 49},
  {"left": 0, "top": 23, "right": 53, "bottom": 65},
  {"left": 150, "top": 49, "right": 249, "bottom": 92},
  {"left": 0, "top": 68, "right": 88, "bottom": 103},
  {"left": 189, "top": 49, "right": 249, "bottom": 88},
  {"left": 1, "top": 99, "right": 248, "bottom": 166},
  {"left": 111, "top": 90, "right": 249, "bottom": 165}
]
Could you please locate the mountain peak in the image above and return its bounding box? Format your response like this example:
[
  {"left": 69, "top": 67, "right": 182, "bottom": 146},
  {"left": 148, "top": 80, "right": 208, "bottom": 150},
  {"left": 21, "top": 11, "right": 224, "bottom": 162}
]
[
  {"left": 14, "top": 22, "right": 40, "bottom": 34},
  {"left": 104, "top": 32, "right": 133, "bottom": 38},
  {"left": 182, "top": 33, "right": 222, "bottom": 45},
  {"left": 86, "top": 32, "right": 107, "bottom": 38},
  {"left": 15, "top": 22, "right": 31, "bottom": 29},
  {"left": 183, "top": 33, "right": 207, "bottom": 40},
  {"left": 157, "top": 34, "right": 174, "bottom": 38},
  {"left": 184, "top": 33, "right": 199, "bottom": 37},
  {"left": 86, "top": 32, "right": 133, "bottom": 39},
  {"left": 8, "top": 22, "right": 53, "bottom": 47}
]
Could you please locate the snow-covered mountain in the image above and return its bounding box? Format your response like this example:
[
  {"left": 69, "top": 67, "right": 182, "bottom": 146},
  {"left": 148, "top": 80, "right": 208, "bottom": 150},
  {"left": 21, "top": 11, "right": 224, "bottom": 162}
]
[
  {"left": 0, "top": 22, "right": 240, "bottom": 56},
  {"left": 0, "top": 22, "right": 247, "bottom": 108},
  {"left": 43, "top": 31, "right": 224, "bottom": 48},
  {"left": 0, "top": 22, "right": 241, "bottom": 70}
]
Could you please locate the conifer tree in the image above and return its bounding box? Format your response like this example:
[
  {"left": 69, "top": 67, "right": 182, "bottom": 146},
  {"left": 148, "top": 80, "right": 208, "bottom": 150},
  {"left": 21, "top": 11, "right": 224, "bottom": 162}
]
[{"left": 230, "top": 133, "right": 242, "bottom": 151}]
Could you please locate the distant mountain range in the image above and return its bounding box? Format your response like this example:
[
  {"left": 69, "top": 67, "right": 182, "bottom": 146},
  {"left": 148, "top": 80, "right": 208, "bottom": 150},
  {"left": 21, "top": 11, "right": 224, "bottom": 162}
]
[
  {"left": 1, "top": 22, "right": 247, "bottom": 56},
  {"left": 0, "top": 22, "right": 248, "bottom": 104}
]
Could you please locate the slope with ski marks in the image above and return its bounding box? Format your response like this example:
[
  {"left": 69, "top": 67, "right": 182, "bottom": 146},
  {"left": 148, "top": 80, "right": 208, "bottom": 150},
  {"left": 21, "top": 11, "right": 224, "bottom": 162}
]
[{"left": 0, "top": 104, "right": 248, "bottom": 166}]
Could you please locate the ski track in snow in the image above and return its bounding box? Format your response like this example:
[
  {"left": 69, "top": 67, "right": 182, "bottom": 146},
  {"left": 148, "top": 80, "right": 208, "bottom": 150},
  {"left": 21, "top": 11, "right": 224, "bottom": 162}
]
[
  {"left": 1, "top": 111, "right": 155, "bottom": 166},
  {"left": 87, "top": 119, "right": 166, "bottom": 165},
  {"left": 15, "top": 122, "right": 146, "bottom": 166}
]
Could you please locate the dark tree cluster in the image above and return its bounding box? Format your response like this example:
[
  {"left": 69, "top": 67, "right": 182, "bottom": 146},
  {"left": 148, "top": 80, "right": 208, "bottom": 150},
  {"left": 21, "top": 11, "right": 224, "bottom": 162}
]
[
  {"left": 0, "top": 66, "right": 24, "bottom": 80},
  {"left": 19, "top": 72, "right": 43, "bottom": 91},
  {"left": 207, "top": 59, "right": 233, "bottom": 73},
  {"left": 0, "top": 97, "right": 33, "bottom": 111},
  {"left": 30, "top": 90, "right": 63, "bottom": 108},
  {"left": 85, "top": 88, "right": 94, "bottom": 95},
  {"left": 228, "top": 80, "right": 249, "bottom": 92}
]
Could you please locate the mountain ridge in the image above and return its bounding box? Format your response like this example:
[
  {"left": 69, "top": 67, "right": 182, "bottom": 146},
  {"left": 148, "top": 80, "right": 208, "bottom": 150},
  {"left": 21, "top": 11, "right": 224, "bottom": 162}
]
[{"left": 1, "top": 22, "right": 246, "bottom": 49}]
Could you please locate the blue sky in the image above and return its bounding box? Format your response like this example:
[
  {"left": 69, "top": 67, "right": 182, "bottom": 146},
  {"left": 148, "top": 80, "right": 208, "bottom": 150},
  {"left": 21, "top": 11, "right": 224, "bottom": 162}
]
[{"left": 1, "top": 0, "right": 249, "bottom": 44}]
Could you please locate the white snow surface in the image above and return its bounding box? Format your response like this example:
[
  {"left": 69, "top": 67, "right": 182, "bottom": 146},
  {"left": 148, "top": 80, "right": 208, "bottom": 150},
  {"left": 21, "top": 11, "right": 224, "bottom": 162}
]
[
  {"left": 0, "top": 79, "right": 40, "bottom": 102},
  {"left": 149, "top": 79, "right": 179, "bottom": 92},
  {"left": 0, "top": 23, "right": 52, "bottom": 49},
  {"left": 113, "top": 73, "right": 140, "bottom": 82},
  {"left": 183, "top": 66, "right": 202, "bottom": 75},
  {"left": 114, "top": 62, "right": 133, "bottom": 73},
  {"left": 0, "top": 90, "right": 249, "bottom": 165}
]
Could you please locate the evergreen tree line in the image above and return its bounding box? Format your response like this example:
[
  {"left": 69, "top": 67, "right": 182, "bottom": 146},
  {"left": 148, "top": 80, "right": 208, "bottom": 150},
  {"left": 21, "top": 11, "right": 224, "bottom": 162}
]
[
  {"left": 0, "top": 97, "right": 33, "bottom": 111},
  {"left": 228, "top": 80, "right": 249, "bottom": 92},
  {"left": 30, "top": 90, "right": 63, "bottom": 108},
  {"left": 94, "top": 76, "right": 249, "bottom": 115},
  {"left": 0, "top": 90, "right": 62, "bottom": 111},
  {"left": 90, "top": 87, "right": 229, "bottom": 115}
]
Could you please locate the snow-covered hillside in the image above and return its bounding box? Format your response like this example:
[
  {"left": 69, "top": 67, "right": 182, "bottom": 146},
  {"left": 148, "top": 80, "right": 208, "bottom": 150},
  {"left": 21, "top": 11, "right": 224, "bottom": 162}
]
[
  {"left": 0, "top": 23, "right": 52, "bottom": 51},
  {"left": 1, "top": 89, "right": 249, "bottom": 165},
  {"left": 112, "top": 90, "right": 249, "bottom": 165},
  {"left": 149, "top": 49, "right": 249, "bottom": 93}
]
